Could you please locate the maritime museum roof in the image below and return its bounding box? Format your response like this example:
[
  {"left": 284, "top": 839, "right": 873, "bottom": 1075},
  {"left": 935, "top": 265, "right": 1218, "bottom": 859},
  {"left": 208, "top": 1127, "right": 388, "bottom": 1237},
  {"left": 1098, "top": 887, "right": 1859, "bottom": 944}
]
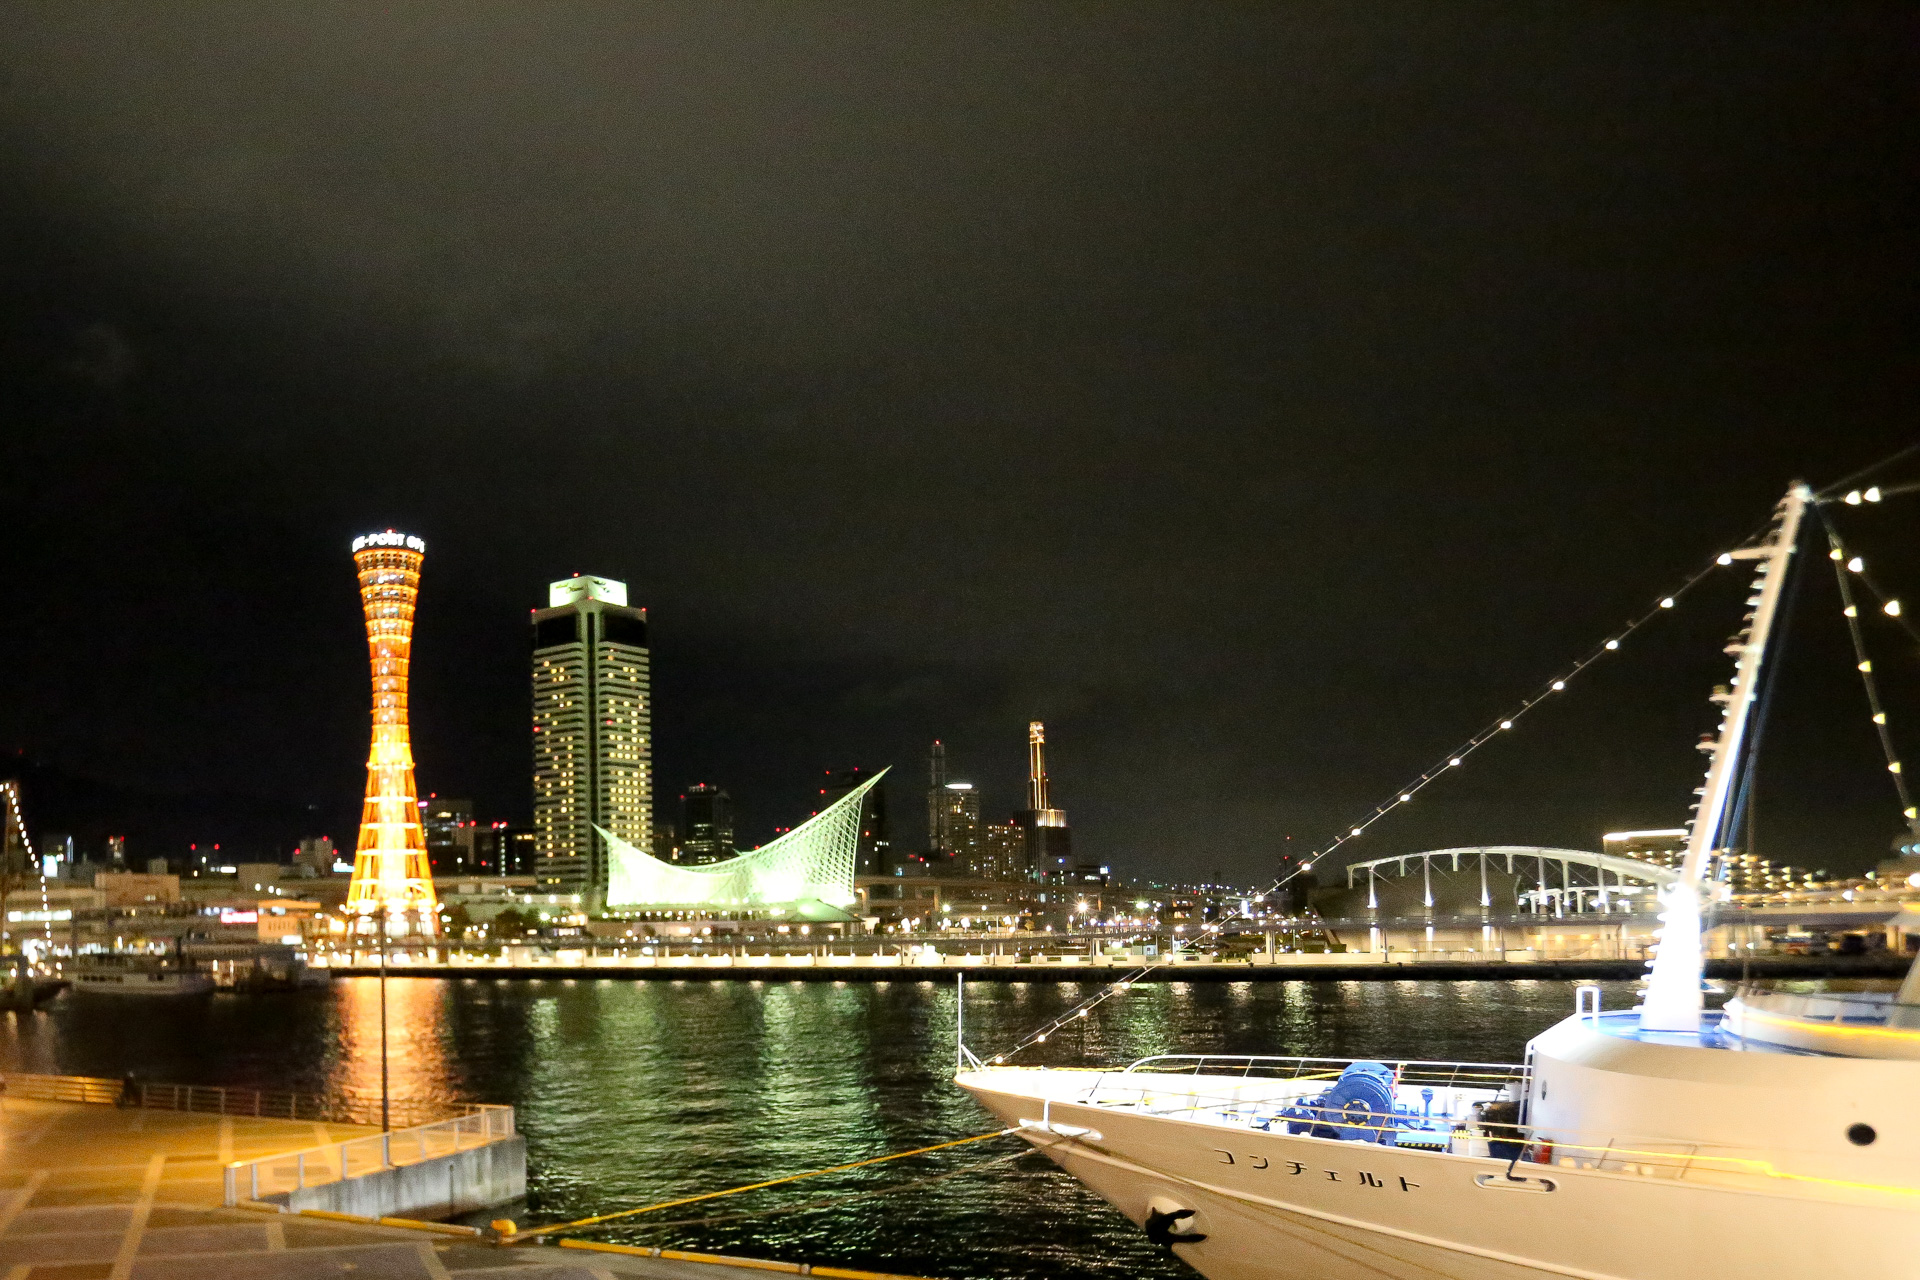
[{"left": 600, "top": 769, "right": 883, "bottom": 912}]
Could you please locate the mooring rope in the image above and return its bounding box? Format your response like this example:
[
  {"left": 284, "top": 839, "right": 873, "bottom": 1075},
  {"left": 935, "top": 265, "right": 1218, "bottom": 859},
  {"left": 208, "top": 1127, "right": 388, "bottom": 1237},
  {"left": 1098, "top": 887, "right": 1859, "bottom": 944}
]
[{"left": 505, "top": 1128, "right": 1020, "bottom": 1243}]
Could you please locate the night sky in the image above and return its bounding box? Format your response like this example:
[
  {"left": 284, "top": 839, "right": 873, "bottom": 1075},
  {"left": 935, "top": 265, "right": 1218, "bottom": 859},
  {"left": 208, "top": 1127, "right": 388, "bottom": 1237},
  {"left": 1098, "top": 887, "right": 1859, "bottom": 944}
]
[{"left": 3, "top": 4, "right": 1917, "bottom": 882}]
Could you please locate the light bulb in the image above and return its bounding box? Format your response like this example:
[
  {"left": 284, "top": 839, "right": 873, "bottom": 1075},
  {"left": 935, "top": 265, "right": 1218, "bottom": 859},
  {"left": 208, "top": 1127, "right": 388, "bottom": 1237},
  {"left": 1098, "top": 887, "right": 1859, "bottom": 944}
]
[
  {"left": 1845, "top": 490, "right": 1863, "bottom": 505},
  {"left": 1551, "top": 680, "right": 1565, "bottom": 691},
  {"left": 1500, "top": 720, "right": 1513, "bottom": 730},
  {"left": 1849, "top": 557, "right": 1865, "bottom": 573},
  {"left": 1867, "top": 486, "right": 1883, "bottom": 502},
  {"left": 1830, "top": 548, "right": 1843, "bottom": 561},
  {"left": 1449, "top": 757, "right": 1462, "bottom": 767},
  {"left": 1717, "top": 553, "right": 1733, "bottom": 565},
  {"left": 1399, "top": 794, "right": 1412, "bottom": 802},
  {"left": 1605, "top": 639, "right": 1620, "bottom": 650},
  {"left": 1845, "top": 605, "right": 1859, "bottom": 618},
  {"left": 1660, "top": 597, "right": 1674, "bottom": 608},
  {"left": 1887, "top": 600, "right": 1902, "bottom": 617}
]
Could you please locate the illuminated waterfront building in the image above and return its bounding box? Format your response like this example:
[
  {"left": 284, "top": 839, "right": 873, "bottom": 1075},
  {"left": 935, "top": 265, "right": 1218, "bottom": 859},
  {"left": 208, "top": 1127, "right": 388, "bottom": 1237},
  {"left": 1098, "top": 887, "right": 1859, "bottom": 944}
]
[
  {"left": 344, "top": 530, "right": 440, "bottom": 935},
  {"left": 602, "top": 770, "right": 884, "bottom": 912},
  {"left": 531, "top": 574, "right": 650, "bottom": 907},
  {"left": 1602, "top": 827, "right": 1818, "bottom": 894}
]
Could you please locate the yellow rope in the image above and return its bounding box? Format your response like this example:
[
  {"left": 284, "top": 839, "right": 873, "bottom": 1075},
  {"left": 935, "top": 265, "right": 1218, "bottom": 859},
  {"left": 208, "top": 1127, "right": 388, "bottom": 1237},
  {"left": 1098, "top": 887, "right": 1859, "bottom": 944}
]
[{"left": 505, "top": 1129, "right": 1018, "bottom": 1243}]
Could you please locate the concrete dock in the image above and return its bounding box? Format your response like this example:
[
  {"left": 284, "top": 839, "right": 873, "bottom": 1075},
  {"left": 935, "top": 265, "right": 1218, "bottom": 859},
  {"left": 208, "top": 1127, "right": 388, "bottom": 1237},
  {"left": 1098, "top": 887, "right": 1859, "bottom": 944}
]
[{"left": 0, "top": 1094, "right": 939, "bottom": 1280}]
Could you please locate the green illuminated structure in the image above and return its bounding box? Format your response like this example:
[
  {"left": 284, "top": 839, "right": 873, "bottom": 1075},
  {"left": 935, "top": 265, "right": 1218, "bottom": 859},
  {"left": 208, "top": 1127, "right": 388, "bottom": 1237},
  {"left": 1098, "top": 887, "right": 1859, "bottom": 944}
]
[{"left": 599, "top": 769, "right": 884, "bottom": 913}]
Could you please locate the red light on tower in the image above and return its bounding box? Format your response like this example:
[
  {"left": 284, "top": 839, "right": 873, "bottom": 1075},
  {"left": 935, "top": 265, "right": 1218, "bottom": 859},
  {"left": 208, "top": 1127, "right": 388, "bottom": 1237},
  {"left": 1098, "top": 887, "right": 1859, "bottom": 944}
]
[{"left": 345, "top": 530, "right": 440, "bottom": 937}]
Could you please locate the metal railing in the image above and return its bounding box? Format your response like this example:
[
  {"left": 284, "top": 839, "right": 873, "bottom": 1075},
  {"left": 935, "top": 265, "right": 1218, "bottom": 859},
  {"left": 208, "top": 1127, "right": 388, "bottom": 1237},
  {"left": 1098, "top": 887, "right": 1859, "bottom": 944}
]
[
  {"left": 223, "top": 1104, "right": 515, "bottom": 1205},
  {"left": 0, "top": 1071, "right": 465, "bottom": 1129},
  {"left": 1119, "top": 1053, "right": 1532, "bottom": 1091}
]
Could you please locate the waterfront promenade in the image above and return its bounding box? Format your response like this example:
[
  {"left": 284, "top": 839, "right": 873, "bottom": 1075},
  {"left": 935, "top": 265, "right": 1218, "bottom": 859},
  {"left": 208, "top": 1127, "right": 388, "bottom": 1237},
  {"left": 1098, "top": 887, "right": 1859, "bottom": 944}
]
[
  {"left": 320, "top": 950, "right": 1911, "bottom": 982},
  {"left": 0, "top": 1084, "right": 940, "bottom": 1280}
]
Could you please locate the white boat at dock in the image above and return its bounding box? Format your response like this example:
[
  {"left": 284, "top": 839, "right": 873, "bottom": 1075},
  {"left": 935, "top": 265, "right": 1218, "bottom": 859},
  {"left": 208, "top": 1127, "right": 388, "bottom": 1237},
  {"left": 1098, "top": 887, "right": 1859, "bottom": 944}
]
[
  {"left": 67, "top": 956, "right": 216, "bottom": 998},
  {"left": 959, "top": 480, "right": 1920, "bottom": 1277}
]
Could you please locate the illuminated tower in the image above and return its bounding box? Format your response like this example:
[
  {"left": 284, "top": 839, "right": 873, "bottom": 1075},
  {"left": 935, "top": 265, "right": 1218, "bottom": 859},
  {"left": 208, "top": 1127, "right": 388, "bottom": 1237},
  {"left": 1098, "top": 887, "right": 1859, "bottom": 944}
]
[
  {"left": 1016, "top": 721, "right": 1076, "bottom": 882},
  {"left": 345, "top": 531, "right": 440, "bottom": 936}
]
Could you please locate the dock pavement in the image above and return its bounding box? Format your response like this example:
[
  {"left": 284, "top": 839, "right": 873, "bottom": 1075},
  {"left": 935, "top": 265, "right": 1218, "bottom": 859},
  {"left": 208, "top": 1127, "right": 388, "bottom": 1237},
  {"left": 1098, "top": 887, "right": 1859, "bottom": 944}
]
[{"left": 0, "top": 1094, "right": 938, "bottom": 1280}]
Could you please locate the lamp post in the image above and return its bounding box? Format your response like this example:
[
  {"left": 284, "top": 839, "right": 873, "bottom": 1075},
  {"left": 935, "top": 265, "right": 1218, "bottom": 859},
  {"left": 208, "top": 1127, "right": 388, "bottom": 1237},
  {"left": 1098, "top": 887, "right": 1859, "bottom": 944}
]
[{"left": 378, "top": 904, "right": 390, "bottom": 1133}]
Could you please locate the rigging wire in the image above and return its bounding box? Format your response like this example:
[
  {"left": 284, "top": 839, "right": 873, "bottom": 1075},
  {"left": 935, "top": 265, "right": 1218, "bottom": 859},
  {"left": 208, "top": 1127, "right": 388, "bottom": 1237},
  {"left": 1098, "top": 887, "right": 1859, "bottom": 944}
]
[
  {"left": 985, "top": 546, "right": 1742, "bottom": 1065},
  {"left": 1816, "top": 509, "right": 1919, "bottom": 831},
  {"left": 1818, "top": 440, "right": 1920, "bottom": 500}
]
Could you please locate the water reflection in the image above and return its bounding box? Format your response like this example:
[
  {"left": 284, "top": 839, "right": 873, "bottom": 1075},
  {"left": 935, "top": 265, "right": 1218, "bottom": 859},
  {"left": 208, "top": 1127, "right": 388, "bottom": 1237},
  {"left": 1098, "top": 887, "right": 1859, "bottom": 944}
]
[{"left": 0, "top": 976, "right": 1643, "bottom": 1279}]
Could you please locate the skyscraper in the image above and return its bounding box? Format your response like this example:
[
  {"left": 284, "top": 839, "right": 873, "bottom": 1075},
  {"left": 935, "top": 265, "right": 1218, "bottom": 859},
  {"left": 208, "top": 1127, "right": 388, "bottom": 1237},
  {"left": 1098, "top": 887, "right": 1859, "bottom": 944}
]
[
  {"left": 530, "top": 574, "right": 650, "bottom": 908},
  {"left": 679, "top": 784, "right": 735, "bottom": 864},
  {"left": 420, "top": 796, "right": 475, "bottom": 875},
  {"left": 1016, "top": 721, "right": 1077, "bottom": 882},
  {"left": 345, "top": 531, "right": 439, "bottom": 935}
]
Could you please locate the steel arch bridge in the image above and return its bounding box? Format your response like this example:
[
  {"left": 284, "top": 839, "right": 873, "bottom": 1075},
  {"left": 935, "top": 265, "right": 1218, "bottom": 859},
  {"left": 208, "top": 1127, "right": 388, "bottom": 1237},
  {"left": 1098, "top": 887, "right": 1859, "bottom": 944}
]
[{"left": 1341, "top": 845, "right": 1676, "bottom": 918}]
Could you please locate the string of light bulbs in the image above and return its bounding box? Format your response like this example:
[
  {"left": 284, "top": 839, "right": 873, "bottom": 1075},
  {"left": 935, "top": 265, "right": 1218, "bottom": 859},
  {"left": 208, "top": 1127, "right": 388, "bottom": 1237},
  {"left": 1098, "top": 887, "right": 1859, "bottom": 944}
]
[
  {"left": 1817, "top": 511, "right": 1918, "bottom": 826},
  {"left": 986, "top": 543, "right": 1750, "bottom": 1065}
]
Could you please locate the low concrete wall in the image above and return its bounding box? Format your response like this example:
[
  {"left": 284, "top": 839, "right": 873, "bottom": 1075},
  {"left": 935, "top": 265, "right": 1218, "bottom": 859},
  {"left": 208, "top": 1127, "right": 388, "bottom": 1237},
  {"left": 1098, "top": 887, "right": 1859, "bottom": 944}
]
[{"left": 266, "top": 1135, "right": 525, "bottom": 1221}]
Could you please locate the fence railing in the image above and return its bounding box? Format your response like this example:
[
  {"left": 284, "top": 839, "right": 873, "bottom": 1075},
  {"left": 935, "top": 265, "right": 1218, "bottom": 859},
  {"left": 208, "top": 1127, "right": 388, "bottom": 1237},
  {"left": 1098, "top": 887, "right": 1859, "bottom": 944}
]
[
  {"left": 223, "top": 1105, "right": 516, "bottom": 1205},
  {"left": 0, "top": 1071, "right": 466, "bottom": 1129}
]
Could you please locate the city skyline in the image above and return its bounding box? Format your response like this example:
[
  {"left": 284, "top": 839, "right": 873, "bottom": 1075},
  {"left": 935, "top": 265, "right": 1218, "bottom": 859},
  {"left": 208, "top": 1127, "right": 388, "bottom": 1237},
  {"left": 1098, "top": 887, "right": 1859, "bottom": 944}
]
[{"left": 3, "top": 6, "right": 1917, "bottom": 882}]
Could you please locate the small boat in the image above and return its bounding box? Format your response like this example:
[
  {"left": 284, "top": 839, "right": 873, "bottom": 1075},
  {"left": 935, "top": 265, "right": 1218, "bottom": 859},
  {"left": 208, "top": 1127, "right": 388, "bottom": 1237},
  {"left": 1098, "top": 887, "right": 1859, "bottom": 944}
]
[
  {"left": 67, "top": 957, "right": 216, "bottom": 998},
  {"left": 959, "top": 481, "right": 1920, "bottom": 1278}
]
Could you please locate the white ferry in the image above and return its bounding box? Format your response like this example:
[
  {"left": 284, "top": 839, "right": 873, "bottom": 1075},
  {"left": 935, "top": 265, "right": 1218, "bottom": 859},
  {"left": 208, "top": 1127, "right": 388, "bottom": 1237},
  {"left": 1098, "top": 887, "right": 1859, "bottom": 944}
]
[
  {"left": 68, "top": 958, "right": 216, "bottom": 998},
  {"left": 959, "top": 481, "right": 1920, "bottom": 1278}
]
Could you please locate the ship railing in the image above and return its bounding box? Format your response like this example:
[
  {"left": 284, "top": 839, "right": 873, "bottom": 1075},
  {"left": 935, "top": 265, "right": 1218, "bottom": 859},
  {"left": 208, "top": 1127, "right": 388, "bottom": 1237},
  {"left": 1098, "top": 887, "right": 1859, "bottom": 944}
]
[
  {"left": 1078, "top": 1077, "right": 1509, "bottom": 1128},
  {"left": 1119, "top": 1053, "right": 1530, "bottom": 1090},
  {"left": 223, "top": 1104, "right": 515, "bottom": 1205},
  {"left": 1731, "top": 986, "right": 1920, "bottom": 1027}
]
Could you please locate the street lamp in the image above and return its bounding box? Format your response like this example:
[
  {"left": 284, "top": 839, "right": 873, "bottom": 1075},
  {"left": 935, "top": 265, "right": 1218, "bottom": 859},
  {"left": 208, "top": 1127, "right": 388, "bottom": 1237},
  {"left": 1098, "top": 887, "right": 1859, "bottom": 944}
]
[{"left": 378, "top": 904, "right": 390, "bottom": 1133}]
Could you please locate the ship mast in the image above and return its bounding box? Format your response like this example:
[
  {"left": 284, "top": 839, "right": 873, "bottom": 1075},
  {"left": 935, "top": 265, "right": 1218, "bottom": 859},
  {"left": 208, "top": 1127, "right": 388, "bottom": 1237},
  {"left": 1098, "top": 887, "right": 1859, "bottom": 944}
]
[{"left": 1641, "top": 481, "right": 1810, "bottom": 1033}]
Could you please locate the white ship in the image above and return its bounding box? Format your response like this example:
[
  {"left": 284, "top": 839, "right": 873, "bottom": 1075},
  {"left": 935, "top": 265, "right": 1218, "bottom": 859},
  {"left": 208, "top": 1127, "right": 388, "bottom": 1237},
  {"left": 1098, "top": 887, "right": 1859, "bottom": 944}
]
[
  {"left": 68, "top": 956, "right": 216, "bottom": 998},
  {"left": 959, "top": 481, "right": 1920, "bottom": 1279}
]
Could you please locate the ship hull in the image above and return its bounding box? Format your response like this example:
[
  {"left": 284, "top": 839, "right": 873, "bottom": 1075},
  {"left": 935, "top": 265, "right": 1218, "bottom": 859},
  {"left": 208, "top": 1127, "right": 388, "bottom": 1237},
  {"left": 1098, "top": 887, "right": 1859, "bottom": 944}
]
[{"left": 958, "top": 1073, "right": 1920, "bottom": 1280}]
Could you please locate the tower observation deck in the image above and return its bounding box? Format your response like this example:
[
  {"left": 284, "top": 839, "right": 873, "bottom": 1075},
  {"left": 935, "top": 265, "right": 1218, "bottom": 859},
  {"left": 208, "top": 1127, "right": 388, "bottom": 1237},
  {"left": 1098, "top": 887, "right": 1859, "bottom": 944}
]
[{"left": 345, "top": 531, "right": 439, "bottom": 936}]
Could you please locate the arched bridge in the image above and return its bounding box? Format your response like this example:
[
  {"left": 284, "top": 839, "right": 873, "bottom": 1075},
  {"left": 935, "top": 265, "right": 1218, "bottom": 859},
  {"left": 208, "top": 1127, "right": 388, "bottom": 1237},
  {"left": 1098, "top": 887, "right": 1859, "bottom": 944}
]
[{"left": 1331, "top": 846, "right": 1676, "bottom": 920}]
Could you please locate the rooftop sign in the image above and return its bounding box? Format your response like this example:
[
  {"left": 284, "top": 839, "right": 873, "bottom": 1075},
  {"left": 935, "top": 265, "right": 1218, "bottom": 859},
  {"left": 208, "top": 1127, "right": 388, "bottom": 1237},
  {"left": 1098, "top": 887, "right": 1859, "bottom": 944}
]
[{"left": 352, "top": 531, "right": 426, "bottom": 553}]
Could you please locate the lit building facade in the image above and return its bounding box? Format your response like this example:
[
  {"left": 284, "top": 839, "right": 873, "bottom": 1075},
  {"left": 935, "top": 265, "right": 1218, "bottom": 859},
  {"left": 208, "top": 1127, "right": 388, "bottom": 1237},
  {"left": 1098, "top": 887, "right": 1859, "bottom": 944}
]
[
  {"left": 678, "top": 784, "right": 734, "bottom": 864},
  {"left": 345, "top": 531, "right": 440, "bottom": 935},
  {"left": 531, "top": 575, "right": 650, "bottom": 908},
  {"left": 602, "top": 770, "right": 885, "bottom": 911},
  {"left": 420, "top": 796, "right": 475, "bottom": 874}
]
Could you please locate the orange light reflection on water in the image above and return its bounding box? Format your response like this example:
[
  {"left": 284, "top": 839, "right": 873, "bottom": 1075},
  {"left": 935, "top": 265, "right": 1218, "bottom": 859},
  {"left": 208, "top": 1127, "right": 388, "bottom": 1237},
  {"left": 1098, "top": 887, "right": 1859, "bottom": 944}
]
[{"left": 331, "top": 976, "right": 459, "bottom": 1119}]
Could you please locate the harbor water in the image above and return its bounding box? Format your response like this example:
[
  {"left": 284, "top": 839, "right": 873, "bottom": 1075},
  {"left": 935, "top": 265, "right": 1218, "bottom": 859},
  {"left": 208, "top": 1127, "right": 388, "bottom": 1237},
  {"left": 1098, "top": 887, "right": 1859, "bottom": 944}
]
[{"left": 0, "top": 976, "right": 1643, "bottom": 1278}]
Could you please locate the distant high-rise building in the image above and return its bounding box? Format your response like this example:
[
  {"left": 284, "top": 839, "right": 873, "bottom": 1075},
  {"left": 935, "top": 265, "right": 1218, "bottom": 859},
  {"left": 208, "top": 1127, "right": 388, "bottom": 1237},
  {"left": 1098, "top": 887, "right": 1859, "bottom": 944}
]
[
  {"left": 294, "top": 837, "right": 337, "bottom": 874},
  {"left": 105, "top": 835, "right": 126, "bottom": 869},
  {"left": 822, "top": 767, "right": 890, "bottom": 874},
  {"left": 679, "top": 784, "right": 735, "bottom": 864},
  {"left": 474, "top": 823, "right": 537, "bottom": 876},
  {"left": 931, "top": 782, "right": 981, "bottom": 875},
  {"left": 971, "top": 819, "right": 1026, "bottom": 880},
  {"left": 1016, "top": 721, "right": 1088, "bottom": 882},
  {"left": 531, "top": 575, "right": 651, "bottom": 907},
  {"left": 420, "top": 797, "right": 475, "bottom": 874}
]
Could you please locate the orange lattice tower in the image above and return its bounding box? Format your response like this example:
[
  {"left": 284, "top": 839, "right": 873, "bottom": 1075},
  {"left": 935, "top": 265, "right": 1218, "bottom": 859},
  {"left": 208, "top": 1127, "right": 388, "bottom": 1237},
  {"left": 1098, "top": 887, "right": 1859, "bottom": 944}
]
[{"left": 345, "top": 531, "right": 440, "bottom": 936}]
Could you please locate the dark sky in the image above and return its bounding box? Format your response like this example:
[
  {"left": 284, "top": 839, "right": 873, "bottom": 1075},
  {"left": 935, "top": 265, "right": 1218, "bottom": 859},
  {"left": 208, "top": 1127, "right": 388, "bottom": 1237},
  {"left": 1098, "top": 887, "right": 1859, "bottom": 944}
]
[{"left": 2, "top": 3, "right": 1917, "bottom": 882}]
